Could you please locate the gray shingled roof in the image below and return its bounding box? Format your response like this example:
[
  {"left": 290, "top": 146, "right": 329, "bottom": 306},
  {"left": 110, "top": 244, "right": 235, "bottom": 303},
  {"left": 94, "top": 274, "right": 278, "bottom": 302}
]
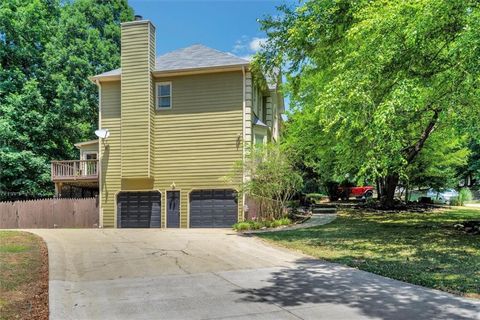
[
  {"left": 93, "top": 44, "right": 249, "bottom": 78},
  {"left": 156, "top": 44, "right": 249, "bottom": 71}
]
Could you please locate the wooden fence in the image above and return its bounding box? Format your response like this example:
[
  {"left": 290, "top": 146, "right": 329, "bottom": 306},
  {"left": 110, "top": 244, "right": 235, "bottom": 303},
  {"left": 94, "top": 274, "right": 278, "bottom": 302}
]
[
  {"left": 245, "top": 195, "right": 284, "bottom": 220},
  {"left": 0, "top": 197, "right": 99, "bottom": 229}
]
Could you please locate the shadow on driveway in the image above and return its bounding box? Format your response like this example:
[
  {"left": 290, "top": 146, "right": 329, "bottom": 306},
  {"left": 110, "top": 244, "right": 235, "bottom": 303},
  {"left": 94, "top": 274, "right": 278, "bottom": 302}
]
[{"left": 234, "top": 258, "right": 480, "bottom": 320}]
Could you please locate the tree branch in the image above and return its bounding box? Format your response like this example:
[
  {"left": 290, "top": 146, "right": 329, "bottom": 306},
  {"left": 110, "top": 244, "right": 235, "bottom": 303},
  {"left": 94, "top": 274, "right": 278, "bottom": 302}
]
[{"left": 404, "top": 109, "right": 440, "bottom": 164}]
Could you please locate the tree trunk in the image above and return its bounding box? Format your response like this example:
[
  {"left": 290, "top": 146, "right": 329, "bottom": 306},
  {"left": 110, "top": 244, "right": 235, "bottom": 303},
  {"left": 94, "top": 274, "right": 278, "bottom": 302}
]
[
  {"left": 405, "top": 183, "right": 410, "bottom": 203},
  {"left": 381, "top": 174, "right": 399, "bottom": 208},
  {"left": 376, "top": 178, "right": 383, "bottom": 200}
]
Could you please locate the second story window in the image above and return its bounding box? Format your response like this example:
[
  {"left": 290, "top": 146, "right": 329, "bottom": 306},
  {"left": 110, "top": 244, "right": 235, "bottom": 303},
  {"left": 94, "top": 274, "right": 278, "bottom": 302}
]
[{"left": 156, "top": 82, "right": 172, "bottom": 110}]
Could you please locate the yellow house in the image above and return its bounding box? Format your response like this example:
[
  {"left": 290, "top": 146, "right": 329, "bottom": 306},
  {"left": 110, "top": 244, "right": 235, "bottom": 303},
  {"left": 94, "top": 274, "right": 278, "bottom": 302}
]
[{"left": 51, "top": 17, "right": 284, "bottom": 228}]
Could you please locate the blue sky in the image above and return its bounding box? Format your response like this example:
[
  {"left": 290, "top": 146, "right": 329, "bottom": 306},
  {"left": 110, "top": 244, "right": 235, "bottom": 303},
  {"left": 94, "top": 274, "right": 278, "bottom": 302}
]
[{"left": 128, "top": 0, "right": 293, "bottom": 59}]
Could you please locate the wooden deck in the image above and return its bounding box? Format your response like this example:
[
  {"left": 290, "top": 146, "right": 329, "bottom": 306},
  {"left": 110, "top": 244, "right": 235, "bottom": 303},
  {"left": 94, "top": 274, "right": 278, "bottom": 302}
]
[{"left": 51, "top": 160, "right": 99, "bottom": 182}]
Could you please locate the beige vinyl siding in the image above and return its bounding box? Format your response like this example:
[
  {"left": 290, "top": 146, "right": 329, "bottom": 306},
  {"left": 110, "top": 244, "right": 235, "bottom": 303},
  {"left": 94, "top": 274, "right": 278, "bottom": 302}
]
[
  {"left": 149, "top": 23, "right": 156, "bottom": 178},
  {"left": 120, "top": 22, "right": 153, "bottom": 178},
  {"left": 153, "top": 71, "right": 243, "bottom": 228},
  {"left": 99, "top": 71, "right": 244, "bottom": 228},
  {"left": 100, "top": 81, "right": 121, "bottom": 228}
]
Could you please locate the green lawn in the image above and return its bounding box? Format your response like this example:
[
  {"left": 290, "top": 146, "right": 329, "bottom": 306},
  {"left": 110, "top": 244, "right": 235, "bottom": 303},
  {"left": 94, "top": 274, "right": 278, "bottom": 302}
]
[{"left": 257, "top": 208, "right": 480, "bottom": 298}]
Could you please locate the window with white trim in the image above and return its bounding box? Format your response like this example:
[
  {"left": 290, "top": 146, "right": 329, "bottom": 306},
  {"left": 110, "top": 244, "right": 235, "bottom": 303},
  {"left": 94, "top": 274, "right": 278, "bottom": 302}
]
[
  {"left": 156, "top": 82, "right": 172, "bottom": 109},
  {"left": 254, "top": 134, "right": 265, "bottom": 145}
]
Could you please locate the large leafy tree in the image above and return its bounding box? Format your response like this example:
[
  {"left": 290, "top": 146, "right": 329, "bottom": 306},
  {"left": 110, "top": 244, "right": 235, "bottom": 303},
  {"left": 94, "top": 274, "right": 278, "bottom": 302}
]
[
  {"left": 257, "top": 0, "right": 480, "bottom": 206},
  {"left": 0, "top": 0, "right": 133, "bottom": 194}
]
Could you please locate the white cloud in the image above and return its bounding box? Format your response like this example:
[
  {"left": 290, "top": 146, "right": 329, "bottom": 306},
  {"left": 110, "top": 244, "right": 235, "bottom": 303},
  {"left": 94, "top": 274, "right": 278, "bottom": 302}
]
[
  {"left": 232, "top": 35, "right": 249, "bottom": 53},
  {"left": 249, "top": 37, "right": 267, "bottom": 52},
  {"left": 231, "top": 36, "right": 266, "bottom": 59}
]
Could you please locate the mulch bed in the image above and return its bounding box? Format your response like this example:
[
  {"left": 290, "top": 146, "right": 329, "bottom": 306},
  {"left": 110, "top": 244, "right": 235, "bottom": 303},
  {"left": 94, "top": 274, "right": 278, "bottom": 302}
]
[
  {"left": 354, "top": 201, "right": 437, "bottom": 213},
  {"left": 454, "top": 221, "right": 480, "bottom": 235}
]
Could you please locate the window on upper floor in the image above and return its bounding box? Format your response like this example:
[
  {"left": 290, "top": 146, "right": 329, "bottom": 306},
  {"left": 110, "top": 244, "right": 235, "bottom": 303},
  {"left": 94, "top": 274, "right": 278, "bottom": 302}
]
[{"left": 156, "top": 82, "right": 172, "bottom": 110}]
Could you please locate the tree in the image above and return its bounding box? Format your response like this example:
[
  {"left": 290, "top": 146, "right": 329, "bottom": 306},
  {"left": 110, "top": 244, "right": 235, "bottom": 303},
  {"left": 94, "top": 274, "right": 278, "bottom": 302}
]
[
  {"left": 0, "top": 0, "right": 133, "bottom": 194},
  {"left": 256, "top": 0, "right": 480, "bottom": 206}
]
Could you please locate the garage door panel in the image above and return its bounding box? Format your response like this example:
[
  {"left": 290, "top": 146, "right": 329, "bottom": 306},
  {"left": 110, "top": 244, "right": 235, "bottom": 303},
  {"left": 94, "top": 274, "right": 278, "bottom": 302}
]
[
  {"left": 117, "top": 192, "right": 161, "bottom": 228},
  {"left": 189, "top": 189, "right": 238, "bottom": 228}
]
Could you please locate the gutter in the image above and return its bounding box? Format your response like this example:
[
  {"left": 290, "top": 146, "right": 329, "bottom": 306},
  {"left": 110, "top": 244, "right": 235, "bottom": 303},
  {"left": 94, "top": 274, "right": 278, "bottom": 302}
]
[
  {"left": 95, "top": 79, "right": 103, "bottom": 228},
  {"left": 242, "top": 66, "right": 246, "bottom": 214}
]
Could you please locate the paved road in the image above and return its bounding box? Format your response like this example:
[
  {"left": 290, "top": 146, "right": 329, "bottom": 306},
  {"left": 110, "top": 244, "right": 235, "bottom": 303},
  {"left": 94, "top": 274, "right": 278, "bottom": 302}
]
[{"left": 29, "top": 229, "right": 479, "bottom": 320}]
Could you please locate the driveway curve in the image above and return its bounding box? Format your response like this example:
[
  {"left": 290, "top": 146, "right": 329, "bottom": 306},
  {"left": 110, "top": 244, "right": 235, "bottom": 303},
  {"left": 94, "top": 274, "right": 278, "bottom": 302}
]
[{"left": 29, "top": 229, "right": 479, "bottom": 320}]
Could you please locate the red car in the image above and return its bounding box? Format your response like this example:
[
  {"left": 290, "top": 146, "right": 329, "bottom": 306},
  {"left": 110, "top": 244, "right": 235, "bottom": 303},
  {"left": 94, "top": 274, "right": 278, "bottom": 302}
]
[{"left": 337, "top": 186, "right": 374, "bottom": 200}]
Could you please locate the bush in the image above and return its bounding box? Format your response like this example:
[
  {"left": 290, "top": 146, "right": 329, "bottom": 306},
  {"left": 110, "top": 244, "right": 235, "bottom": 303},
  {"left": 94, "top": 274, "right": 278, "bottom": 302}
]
[
  {"left": 325, "top": 181, "right": 340, "bottom": 201},
  {"left": 303, "top": 179, "right": 322, "bottom": 194},
  {"left": 459, "top": 188, "right": 473, "bottom": 205},
  {"left": 232, "top": 218, "right": 292, "bottom": 231},
  {"left": 233, "top": 222, "right": 252, "bottom": 231},
  {"left": 452, "top": 188, "right": 473, "bottom": 206},
  {"left": 450, "top": 197, "right": 460, "bottom": 206}
]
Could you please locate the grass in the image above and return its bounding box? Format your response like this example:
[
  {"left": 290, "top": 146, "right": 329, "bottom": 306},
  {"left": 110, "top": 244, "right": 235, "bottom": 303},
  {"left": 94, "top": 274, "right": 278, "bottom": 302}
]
[
  {"left": 257, "top": 208, "right": 480, "bottom": 297},
  {"left": 0, "top": 231, "right": 48, "bottom": 319}
]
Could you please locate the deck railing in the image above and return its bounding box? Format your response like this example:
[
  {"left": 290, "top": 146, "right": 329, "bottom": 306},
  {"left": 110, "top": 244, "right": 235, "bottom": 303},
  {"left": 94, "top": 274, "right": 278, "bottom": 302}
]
[{"left": 51, "top": 160, "right": 98, "bottom": 181}]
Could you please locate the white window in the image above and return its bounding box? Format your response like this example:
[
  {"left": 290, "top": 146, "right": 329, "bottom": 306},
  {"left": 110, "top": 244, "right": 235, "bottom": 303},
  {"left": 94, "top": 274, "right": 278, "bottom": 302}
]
[
  {"left": 156, "top": 82, "right": 172, "bottom": 110},
  {"left": 82, "top": 151, "right": 98, "bottom": 160},
  {"left": 254, "top": 134, "right": 265, "bottom": 145}
]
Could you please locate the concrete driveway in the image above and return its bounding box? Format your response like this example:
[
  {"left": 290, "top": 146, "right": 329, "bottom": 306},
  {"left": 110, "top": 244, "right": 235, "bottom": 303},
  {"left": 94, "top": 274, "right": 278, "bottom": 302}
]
[{"left": 29, "top": 229, "right": 479, "bottom": 320}]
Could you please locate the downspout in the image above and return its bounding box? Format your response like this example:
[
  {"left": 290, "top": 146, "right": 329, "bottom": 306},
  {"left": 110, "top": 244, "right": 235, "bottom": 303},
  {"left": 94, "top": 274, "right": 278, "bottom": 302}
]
[
  {"left": 95, "top": 79, "right": 103, "bottom": 228},
  {"left": 242, "top": 66, "right": 246, "bottom": 216}
]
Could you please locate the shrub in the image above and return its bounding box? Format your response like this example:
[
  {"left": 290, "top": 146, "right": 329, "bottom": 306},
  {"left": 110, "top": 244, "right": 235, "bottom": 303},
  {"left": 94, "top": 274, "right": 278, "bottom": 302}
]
[
  {"left": 228, "top": 143, "right": 303, "bottom": 220},
  {"left": 325, "top": 181, "right": 340, "bottom": 201},
  {"left": 458, "top": 188, "right": 473, "bottom": 206},
  {"left": 305, "top": 193, "right": 326, "bottom": 204},
  {"left": 450, "top": 197, "right": 460, "bottom": 206},
  {"left": 232, "top": 218, "right": 292, "bottom": 231},
  {"left": 233, "top": 222, "right": 251, "bottom": 231}
]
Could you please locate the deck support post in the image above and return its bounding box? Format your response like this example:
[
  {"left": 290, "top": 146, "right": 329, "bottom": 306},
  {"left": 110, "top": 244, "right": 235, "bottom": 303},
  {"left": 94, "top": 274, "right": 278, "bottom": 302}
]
[{"left": 54, "top": 182, "right": 63, "bottom": 197}]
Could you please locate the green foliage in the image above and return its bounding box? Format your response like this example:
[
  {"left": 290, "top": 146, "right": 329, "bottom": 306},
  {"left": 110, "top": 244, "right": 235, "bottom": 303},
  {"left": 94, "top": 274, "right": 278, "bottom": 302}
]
[
  {"left": 256, "top": 0, "right": 480, "bottom": 203},
  {"left": 0, "top": 0, "right": 133, "bottom": 194},
  {"left": 452, "top": 188, "right": 474, "bottom": 206},
  {"left": 406, "top": 128, "right": 470, "bottom": 190},
  {"left": 240, "top": 143, "right": 303, "bottom": 212},
  {"left": 305, "top": 193, "right": 326, "bottom": 203},
  {"left": 449, "top": 197, "right": 461, "bottom": 206},
  {"left": 233, "top": 217, "right": 292, "bottom": 231},
  {"left": 460, "top": 140, "right": 480, "bottom": 186}
]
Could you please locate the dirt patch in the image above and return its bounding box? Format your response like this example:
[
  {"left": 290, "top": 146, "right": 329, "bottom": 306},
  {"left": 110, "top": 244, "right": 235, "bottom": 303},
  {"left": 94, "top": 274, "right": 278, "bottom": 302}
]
[
  {"left": 353, "top": 201, "right": 437, "bottom": 213},
  {"left": 0, "top": 231, "right": 48, "bottom": 320},
  {"left": 454, "top": 221, "right": 480, "bottom": 235}
]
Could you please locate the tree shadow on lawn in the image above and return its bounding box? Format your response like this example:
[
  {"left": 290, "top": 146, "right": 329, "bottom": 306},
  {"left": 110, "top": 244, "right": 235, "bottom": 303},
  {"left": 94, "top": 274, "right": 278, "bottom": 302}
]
[
  {"left": 234, "top": 258, "right": 480, "bottom": 320},
  {"left": 256, "top": 219, "right": 479, "bottom": 296}
]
